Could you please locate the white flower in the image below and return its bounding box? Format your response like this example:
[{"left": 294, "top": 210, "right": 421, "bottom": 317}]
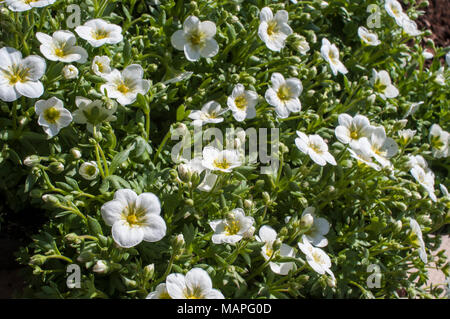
[
  {"left": 79, "top": 161, "right": 99, "bottom": 180},
  {"left": 422, "top": 50, "right": 434, "bottom": 60},
  {"left": 433, "top": 67, "right": 446, "bottom": 86},
  {"left": 202, "top": 146, "right": 242, "bottom": 173},
  {"left": 258, "top": 7, "right": 293, "bottom": 52},
  {"left": 62, "top": 64, "right": 79, "bottom": 80},
  {"left": 188, "top": 100, "right": 227, "bottom": 126},
  {"left": 75, "top": 19, "right": 123, "bottom": 47},
  {"left": 93, "top": 260, "right": 108, "bottom": 274},
  {"left": 401, "top": 17, "right": 422, "bottom": 36},
  {"left": 398, "top": 129, "right": 416, "bottom": 145},
  {"left": 100, "top": 64, "right": 150, "bottom": 106},
  {"left": 440, "top": 184, "right": 449, "bottom": 198},
  {"left": 410, "top": 165, "right": 437, "bottom": 202},
  {"left": 256, "top": 225, "right": 295, "bottom": 276},
  {"left": 292, "top": 34, "right": 310, "bottom": 55},
  {"left": 264, "top": 72, "right": 302, "bottom": 119},
  {"left": 385, "top": 0, "right": 408, "bottom": 27},
  {"left": 34, "top": 97, "right": 72, "bottom": 138},
  {"left": 165, "top": 268, "right": 224, "bottom": 299},
  {"left": 72, "top": 96, "right": 117, "bottom": 133},
  {"left": 177, "top": 157, "right": 218, "bottom": 192},
  {"left": 429, "top": 124, "right": 449, "bottom": 158},
  {"left": 298, "top": 235, "right": 334, "bottom": 277},
  {"left": 227, "top": 84, "right": 258, "bottom": 122},
  {"left": 403, "top": 101, "right": 424, "bottom": 118},
  {"left": 301, "top": 207, "right": 330, "bottom": 248},
  {"left": 371, "top": 69, "right": 399, "bottom": 99},
  {"left": 0, "top": 47, "right": 46, "bottom": 102},
  {"left": 146, "top": 283, "right": 171, "bottom": 299},
  {"left": 409, "top": 218, "right": 427, "bottom": 264},
  {"left": 100, "top": 189, "right": 166, "bottom": 248},
  {"left": 295, "top": 131, "right": 336, "bottom": 166},
  {"left": 5, "top": 0, "right": 55, "bottom": 12},
  {"left": 36, "top": 30, "right": 88, "bottom": 63},
  {"left": 407, "top": 155, "right": 432, "bottom": 174},
  {"left": 359, "top": 126, "right": 398, "bottom": 168},
  {"left": 348, "top": 147, "right": 381, "bottom": 171},
  {"left": 320, "top": 38, "right": 348, "bottom": 76},
  {"left": 357, "top": 27, "right": 381, "bottom": 46},
  {"left": 171, "top": 16, "right": 219, "bottom": 61},
  {"left": 334, "top": 113, "right": 374, "bottom": 150},
  {"left": 92, "top": 55, "right": 112, "bottom": 77},
  {"left": 209, "top": 208, "right": 255, "bottom": 244}
]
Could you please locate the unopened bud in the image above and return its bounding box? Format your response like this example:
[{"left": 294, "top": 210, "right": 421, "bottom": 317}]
[
  {"left": 144, "top": 264, "right": 155, "bottom": 279},
  {"left": 300, "top": 213, "right": 314, "bottom": 229},
  {"left": 70, "top": 148, "right": 82, "bottom": 159},
  {"left": 24, "top": 155, "right": 40, "bottom": 167},
  {"left": 244, "top": 199, "right": 253, "bottom": 209},
  {"left": 48, "top": 162, "right": 64, "bottom": 174},
  {"left": 93, "top": 260, "right": 109, "bottom": 274}
]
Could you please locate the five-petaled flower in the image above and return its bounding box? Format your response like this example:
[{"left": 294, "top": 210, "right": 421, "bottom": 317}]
[
  {"left": 227, "top": 84, "right": 258, "bottom": 122},
  {"left": 209, "top": 208, "right": 255, "bottom": 244},
  {"left": 320, "top": 38, "right": 348, "bottom": 76},
  {"left": 171, "top": 16, "right": 219, "bottom": 62},
  {"left": 36, "top": 30, "right": 88, "bottom": 63},
  {"left": 75, "top": 19, "right": 123, "bottom": 47},
  {"left": 165, "top": 268, "right": 225, "bottom": 299},
  {"left": 295, "top": 131, "right": 337, "bottom": 166},
  {"left": 35, "top": 97, "right": 73, "bottom": 138},
  {"left": 101, "top": 189, "right": 167, "bottom": 248},
  {"left": 258, "top": 7, "right": 293, "bottom": 52},
  {"left": 0, "top": 47, "right": 46, "bottom": 102},
  {"left": 265, "top": 72, "right": 302, "bottom": 119}
]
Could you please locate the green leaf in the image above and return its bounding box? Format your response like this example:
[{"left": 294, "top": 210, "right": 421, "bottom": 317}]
[
  {"left": 176, "top": 104, "right": 185, "bottom": 122},
  {"left": 109, "top": 145, "right": 135, "bottom": 175},
  {"left": 87, "top": 215, "right": 103, "bottom": 236}
]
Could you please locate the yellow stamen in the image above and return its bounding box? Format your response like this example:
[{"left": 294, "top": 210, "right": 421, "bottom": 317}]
[
  {"left": 43, "top": 107, "right": 61, "bottom": 124},
  {"left": 234, "top": 95, "right": 247, "bottom": 110},
  {"left": 267, "top": 21, "right": 278, "bottom": 36},
  {"left": 277, "top": 85, "right": 291, "bottom": 101},
  {"left": 214, "top": 158, "right": 231, "bottom": 170}
]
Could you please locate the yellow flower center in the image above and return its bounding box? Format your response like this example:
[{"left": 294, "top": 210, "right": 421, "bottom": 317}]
[
  {"left": 277, "top": 85, "right": 291, "bottom": 101},
  {"left": 266, "top": 245, "right": 274, "bottom": 258},
  {"left": 159, "top": 291, "right": 171, "bottom": 299},
  {"left": 234, "top": 95, "right": 247, "bottom": 110},
  {"left": 54, "top": 47, "right": 65, "bottom": 58},
  {"left": 189, "top": 30, "right": 206, "bottom": 46},
  {"left": 117, "top": 83, "right": 130, "bottom": 94},
  {"left": 96, "top": 62, "right": 104, "bottom": 73},
  {"left": 85, "top": 165, "right": 97, "bottom": 176},
  {"left": 350, "top": 130, "right": 359, "bottom": 139},
  {"left": 312, "top": 251, "right": 323, "bottom": 264},
  {"left": 43, "top": 107, "right": 61, "bottom": 124},
  {"left": 4, "top": 65, "right": 29, "bottom": 85},
  {"left": 185, "top": 286, "right": 204, "bottom": 299},
  {"left": 126, "top": 214, "right": 138, "bottom": 225},
  {"left": 93, "top": 29, "right": 110, "bottom": 40},
  {"left": 267, "top": 21, "right": 278, "bottom": 37},
  {"left": 214, "top": 158, "right": 231, "bottom": 170},
  {"left": 309, "top": 142, "right": 322, "bottom": 154},
  {"left": 224, "top": 219, "right": 240, "bottom": 236}
]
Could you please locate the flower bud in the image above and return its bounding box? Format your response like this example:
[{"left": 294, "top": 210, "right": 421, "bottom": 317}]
[
  {"left": 300, "top": 213, "right": 314, "bottom": 229},
  {"left": 242, "top": 226, "right": 255, "bottom": 239},
  {"left": 144, "top": 264, "right": 155, "bottom": 280},
  {"left": 70, "top": 148, "right": 82, "bottom": 159},
  {"left": 24, "top": 155, "right": 40, "bottom": 167},
  {"left": 262, "top": 192, "right": 271, "bottom": 204},
  {"left": 244, "top": 199, "right": 253, "bottom": 209},
  {"left": 30, "top": 254, "right": 47, "bottom": 266},
  {"left": 62, "top": 64, "right": 79, "bottom": 79},
  {"left": 93, "top": 260, "right": 109, "bottom": 274},
  {"left": 48, "top": 162, "right": 64, "bottom": 174},
  {"left": 173, "top": 234, "right": 185, "bottom": 249},
  {"left": 42, "top": 194, "right": 59, "bottom": 205}
]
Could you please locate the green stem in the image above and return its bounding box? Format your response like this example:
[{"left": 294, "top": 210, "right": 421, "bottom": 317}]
[{"left": 153, "top": 130, "right": 171, "bottom": 163}]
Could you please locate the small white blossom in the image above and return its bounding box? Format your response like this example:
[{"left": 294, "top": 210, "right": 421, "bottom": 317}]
[
  {"left": 398, "top": 129, "right": 416, "bottom": 145},
  {"left": 258, "top": 7, "right": 293, "bottom": 52},
  {"left": 359, "top": 126, "right": 398, "bottom": 168},
  {"left": 256, "top": 225, "right": 295, "bottom": 276},
  {"left": 171, "top": 16, "right": 219, "bottom": 61},
  {"left": 36, "top": 30, "right": 88, "bottom": 63},
  {"left": 410, "top": 165, "right": 437, "bottom": 202},
  {"left": 227, "top": 84, "right": 258, "bottom": 122},
  {"left": 348, "top": 147, "right": 381, "bottom": 171},
  {"left": 100, "top": 64, "right": 150, "bottom": 106},
  {"left": 334, "top": 113, "right": 374, "bottom": 150},
  {"left": 0, "top": 47, "right": 46, "bottom": 102},
  {"left": 433, "top": 67, "right": 446, "bottom": 86},
  {"left": 403, "top": 101, "right": 424, "bottom": 118},
  {"left": 320, "top": 38, "right": 348, "bottom": 76},
  {"left": 93, "top": 260, "right": 108, "bottom": 274},
  {"left": 5, "top": 0, "right": 55, "bottom": 12},
  {"left": 202, "top": 146, "right": 242, "bottom": 173},
  {"left": 209, "top": 208, "right": 255, "bottom": 244},
  {"left": 371, "top": 69, "right": 399, "bottom": 99},
  {"left": 422, "top": 50, "right": 434, "bottom": 60},
  {"left": 401, "top": 17, "right": 422, "bottom": 36},
  {"left": 265, "top": 72, "right": 302, "bottom": 119},
  {"left": 385, "top": 0, "right": 408, "bottom": 27},
  {"left": 358, "top": 27, "right": 381, "bottom": 46},
  {"left": 429, "top": 124, "right": 449, "bottom": 158},
  {"left": 165, "top": 268, "right": 224, "bottom": 299},
  {"left": 34, "top": 97, "right": 72, "bottom": 138},
  {"left": 62, "top": 64, "right": 79, "bottom": 80},
  {"left": 79, "top": 161, "right": 99, "bottom": 181},
  {"left": 101, "top": 189, "right": 166, "bottom": 248},
  {"left": 409, "top": 219, "right": 427, "bottom": 264},
  {"left": 92, "top": 55, "right": 112, "bottom": 77},
  {"left": 72, "top": 96, "right": 117, "bottom": 133},
  {"left": 75, "top": 19, "right": 123, "bottom": 47},
  {"left": 298, "top": 235, "right": 334, "bottom": 278},
  {"left": 188, "top": 101, "right": 227, "bottom": 126},
  {"left": 301, "top": 207, "right": 330, "bottom": 248},
  {"left": 146, "top": 283, "right": 171, "bottom": 299},
  {"left": 295, "top": 131, "right": 336, "bottom": 166}
]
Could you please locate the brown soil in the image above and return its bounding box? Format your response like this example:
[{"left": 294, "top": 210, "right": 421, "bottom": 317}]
[{"left": 416, "top": 0, "right": 450, "bottom": 48}]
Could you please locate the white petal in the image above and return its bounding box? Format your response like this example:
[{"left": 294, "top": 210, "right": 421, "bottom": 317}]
[
  {"left": 259, "top": 225, "right": 277, "bottom": 243},
  {"left": 171, "top": 30, "right": 186, "bottom": 50},
  {"left": 113, "top": 189, "right": 138, "bottom": 207},
  {"left": 15, "top": 81, "right": 44, "bottom": 98},
  {"left": 166, "top": 273, "right": 187, "bottom": 299},
  {"left": 141, "top": 214, "right": 166, "bottom": 242},
  {"left": 199, "top": 39, "right": 219, "bottom": 58},
  {"left": 184, "top": 43, "right": 201, "bottom": 61},
  {"left": 185, "top": 268, "right": 212, "bottom": 296},
  {"left": 101, "top": 200, "right": 125, "bottom": 226},
  {"left": 111, "top": 220, "right": 144, "bottom": 248}
]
